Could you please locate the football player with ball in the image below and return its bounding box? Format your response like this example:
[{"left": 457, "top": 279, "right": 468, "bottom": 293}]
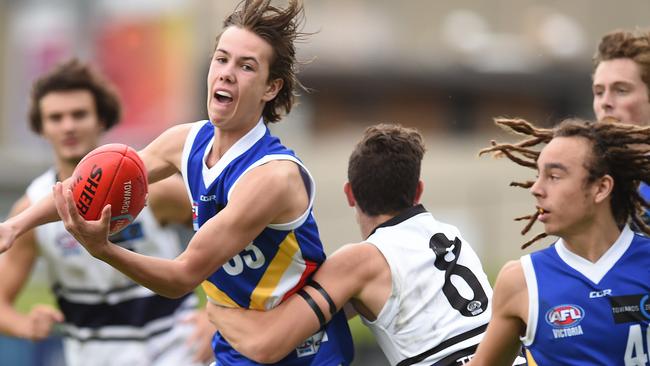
[{"left": 0, "top": 1, "right": 354, "bottom": 365}]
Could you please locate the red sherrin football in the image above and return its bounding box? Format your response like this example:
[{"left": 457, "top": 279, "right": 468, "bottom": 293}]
[{"left": 70, "top": 143, "right": 148, "bottom": 234}]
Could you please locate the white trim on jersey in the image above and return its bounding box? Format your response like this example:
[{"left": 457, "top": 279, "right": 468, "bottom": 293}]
[
  {"left": 181, "top": 120, "right": 206, "bottom": 208},
  {"left": 181, "top": 118, "right": 267, "bottom": 199},
  {"left": 520, "top": 254, "right": 538, "bottom": 346},
  {"left": 263, "top": 245, "right": 307, "bottom": 309},
  {"left": 54, "top": 284, "right": 156, "bottom": 305},
  {"left": 227, "top": 154, "right": 316, "bottom": 231},
  {"left": 202, "top": 118, "right": 266, "bottom": 188},
  {"left": 555, "top": 225, "right": 633, "bottom": 284}
]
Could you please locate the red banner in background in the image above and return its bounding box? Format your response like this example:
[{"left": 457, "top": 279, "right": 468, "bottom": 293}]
[{"left": 96, "top": 17, "right": 196, "bottom": 148}]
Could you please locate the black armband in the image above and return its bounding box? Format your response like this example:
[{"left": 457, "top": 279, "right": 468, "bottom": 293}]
[
  {"left": 308, "top": 280, "right": 337, "bottom": 317},
  {"left": 297, "top": 289, "right": 326, "bottom": 329}
]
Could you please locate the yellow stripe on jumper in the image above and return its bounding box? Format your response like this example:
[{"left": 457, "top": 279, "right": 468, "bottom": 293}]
[
  {"left": 249, "top": 231, "right": 300, "bottom": 310},
  {"left": 201, "top": 280, "right": 239, "bottom": 308},
  {"left": 525, "top": 349, "right": 538, "bottom": 366}
]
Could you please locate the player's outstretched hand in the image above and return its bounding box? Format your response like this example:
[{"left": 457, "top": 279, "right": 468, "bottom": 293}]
[
  {"left": 184, "top": 309, "right": 217, "bottom": 364},
  {"left": 23, "top": 304, "right": 64, "bottom": 341},
  {"left": 0, "top": 220, "right": 17, "bottom": 253},
  {"left": 53, "top": 182, "right": 111, "bottom": 259}
]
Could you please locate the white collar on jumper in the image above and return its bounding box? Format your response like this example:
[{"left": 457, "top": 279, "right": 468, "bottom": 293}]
[
  {"left": 554, "top": 225, "right": 633, "bottom": 284},
  {"left": 202, "top": 118, "right": 266, "bottom": 187}
]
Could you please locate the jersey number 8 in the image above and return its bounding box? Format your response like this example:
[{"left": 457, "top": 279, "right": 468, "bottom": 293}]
[{"left": 429, "top": 233, "right": 489, "bottom": 317}]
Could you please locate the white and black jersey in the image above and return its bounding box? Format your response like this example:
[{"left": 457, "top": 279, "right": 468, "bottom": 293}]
[
  {"left": 361, "top": 204, "right": 493, "bottom": 366},
  {"left": 26, "top": 169, "right": 202, "bottom": 366}
]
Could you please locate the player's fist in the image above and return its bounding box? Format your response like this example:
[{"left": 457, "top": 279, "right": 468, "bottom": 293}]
[{"left": 24, "top": 305, "right": 64, "bottom": 341}]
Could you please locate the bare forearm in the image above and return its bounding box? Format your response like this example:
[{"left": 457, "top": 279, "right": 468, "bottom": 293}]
[
  {"left": 210, "top": 307, "right": 275, "bottom": 357},
  {"left": 6, "top": 195, "right": 60, "bottom": 238},
  {"left": 98, "top": 244, "right": 198, "bottom": 298},
  {"left": 211, "top": 293, "right": 322, "bottom": 363},
  {"left": 214, "top": 309, "right": 298, "bottom": 363}
]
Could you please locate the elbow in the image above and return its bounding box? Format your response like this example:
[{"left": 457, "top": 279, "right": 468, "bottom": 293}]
[
  {"left": 232, "top": 336, "right": 287, "bottom": 364},
  {"left": 252, "top": 347, "right": 286, "bottom": 364},
  {"left": 157, "top": 278, "right": 198, "bottom": 299},
  {"left": 159, "top": 289, "right": 189, "bottom": 299}
]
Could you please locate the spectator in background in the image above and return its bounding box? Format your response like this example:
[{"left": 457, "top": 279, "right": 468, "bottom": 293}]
[
  {"left": 0, "top": 59, "right": 215, "bottom": 366},
  {"left": 592, "top": 28, "right": 650, "bottom": 126},
  {"left": 592, "top": 28, "right": 650, "bottom": 216}
]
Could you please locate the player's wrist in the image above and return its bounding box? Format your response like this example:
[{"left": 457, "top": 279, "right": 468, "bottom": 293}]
[
  {"left": 3, "top": 217, "right": 20, "bottom": 239},
  {"left": 4, "top": 314, "right": 33, "bottom": 339},
  {"left": 92, "top": 240, "right": 117, "bottom": 261}
]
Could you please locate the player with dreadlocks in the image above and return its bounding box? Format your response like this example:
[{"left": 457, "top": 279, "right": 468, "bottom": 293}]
[{"left": 468, "top": 117, "right": 650, "bottom": 365}]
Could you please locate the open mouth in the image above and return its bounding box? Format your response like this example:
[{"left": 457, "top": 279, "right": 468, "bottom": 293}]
[
  {"left": 601, "top": 116, "right": 620, "bottom": 123},
  {"left": 214, "top": 90, "right": 233, "bottom": 104},
  {"left": 537, "top": 207, "right": 550, "bottom": 221}
]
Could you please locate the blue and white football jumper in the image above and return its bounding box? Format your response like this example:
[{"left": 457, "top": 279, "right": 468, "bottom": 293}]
[
  {"left": 26, "top": 168, "right": 200, "bottom": 366},
  {"left": 181, "top": 119, "right": 353, "bottom": 366},
  {"left": 521, "top": 225, "right": 650, "bottom": 365}
]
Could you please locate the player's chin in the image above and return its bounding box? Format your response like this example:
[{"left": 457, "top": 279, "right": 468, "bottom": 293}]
[
  {"left": 60, "top": 150, "right": 88, "bottom": 164},
  {"left": 542, "top": 223, "right": 562, "bottom": 237}
]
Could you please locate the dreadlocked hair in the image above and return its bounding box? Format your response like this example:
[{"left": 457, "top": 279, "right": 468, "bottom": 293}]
[{"left": 479, "top": 117, "right": 650, "bottom": 249}]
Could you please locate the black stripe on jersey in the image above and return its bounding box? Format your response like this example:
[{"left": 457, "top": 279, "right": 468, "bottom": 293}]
[
  {"left": 56, "top": 293, "right": 192, "bottom": 328},
  {"left": 431, "top": 344, "right": 476, "bottom": 366},
  {"left": 396, "top": 323, "right": 487, "bottom": 366},
  {"left": 368, "top": 204, "right": 427, "bottom": 237}
]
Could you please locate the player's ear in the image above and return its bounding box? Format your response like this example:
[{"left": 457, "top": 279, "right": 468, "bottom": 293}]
[
  {"left": 593, "top": 174, "right": 614, "bottom": 204},
  {"left": 343, "top": 182, "right": 356, "bottom": 208},
  {"left": 414, "top": 180, "right": 424, "bottom": 204},
  {"left": 262, "top": 78, "right": 283, "bottom": 102}
]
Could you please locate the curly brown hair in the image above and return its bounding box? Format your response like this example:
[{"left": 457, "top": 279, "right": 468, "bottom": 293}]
[
  {"left": 217, "top": 0, "right": 309, "bottom": 123},
  {"left": 348, "top": 124, "right": 425, "bottom": 216},
  {"left": 593, "top": 29, "right": 650, "bottom": 98},
  {"left": 480, "top": 117, "right": 650, "bottom": 249},
  {"left": 29, "top": 58, "right": 121, "bottom": 134}
]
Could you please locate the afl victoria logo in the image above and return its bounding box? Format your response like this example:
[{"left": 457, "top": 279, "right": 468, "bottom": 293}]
[{"left": 546, "top": 304, "right": 584, "bottom": 328}]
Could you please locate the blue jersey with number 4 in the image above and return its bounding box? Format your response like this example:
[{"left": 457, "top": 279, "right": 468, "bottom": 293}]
[{"left": 520, "top": 226, "right": 650, "bottom": 366}]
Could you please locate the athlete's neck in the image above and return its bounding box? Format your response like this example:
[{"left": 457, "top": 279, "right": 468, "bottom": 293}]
[
  {"left": 207, "top": 117, "right": 262, "bottom": 167},
  {"left": 359, "top": 212, "right": 397, "bottom": 240},
  {"left": 54, "top": 158, "right": 81, "bottom": 181},
  {"left": 559, "top": 217, "right": 622, "bottom": 263}
]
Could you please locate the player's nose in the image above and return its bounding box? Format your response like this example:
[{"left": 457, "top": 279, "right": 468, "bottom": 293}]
[
  {"left": 61, "top": 115, "right": 77, "bottom": 131},
  {"left": 599, "top": 90, "right": 615, "bottom": 112}
]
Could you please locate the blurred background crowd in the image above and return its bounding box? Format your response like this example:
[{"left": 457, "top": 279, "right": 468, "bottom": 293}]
[{"left": 0, "top": 0, "right": 648, "bottom": 364}]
